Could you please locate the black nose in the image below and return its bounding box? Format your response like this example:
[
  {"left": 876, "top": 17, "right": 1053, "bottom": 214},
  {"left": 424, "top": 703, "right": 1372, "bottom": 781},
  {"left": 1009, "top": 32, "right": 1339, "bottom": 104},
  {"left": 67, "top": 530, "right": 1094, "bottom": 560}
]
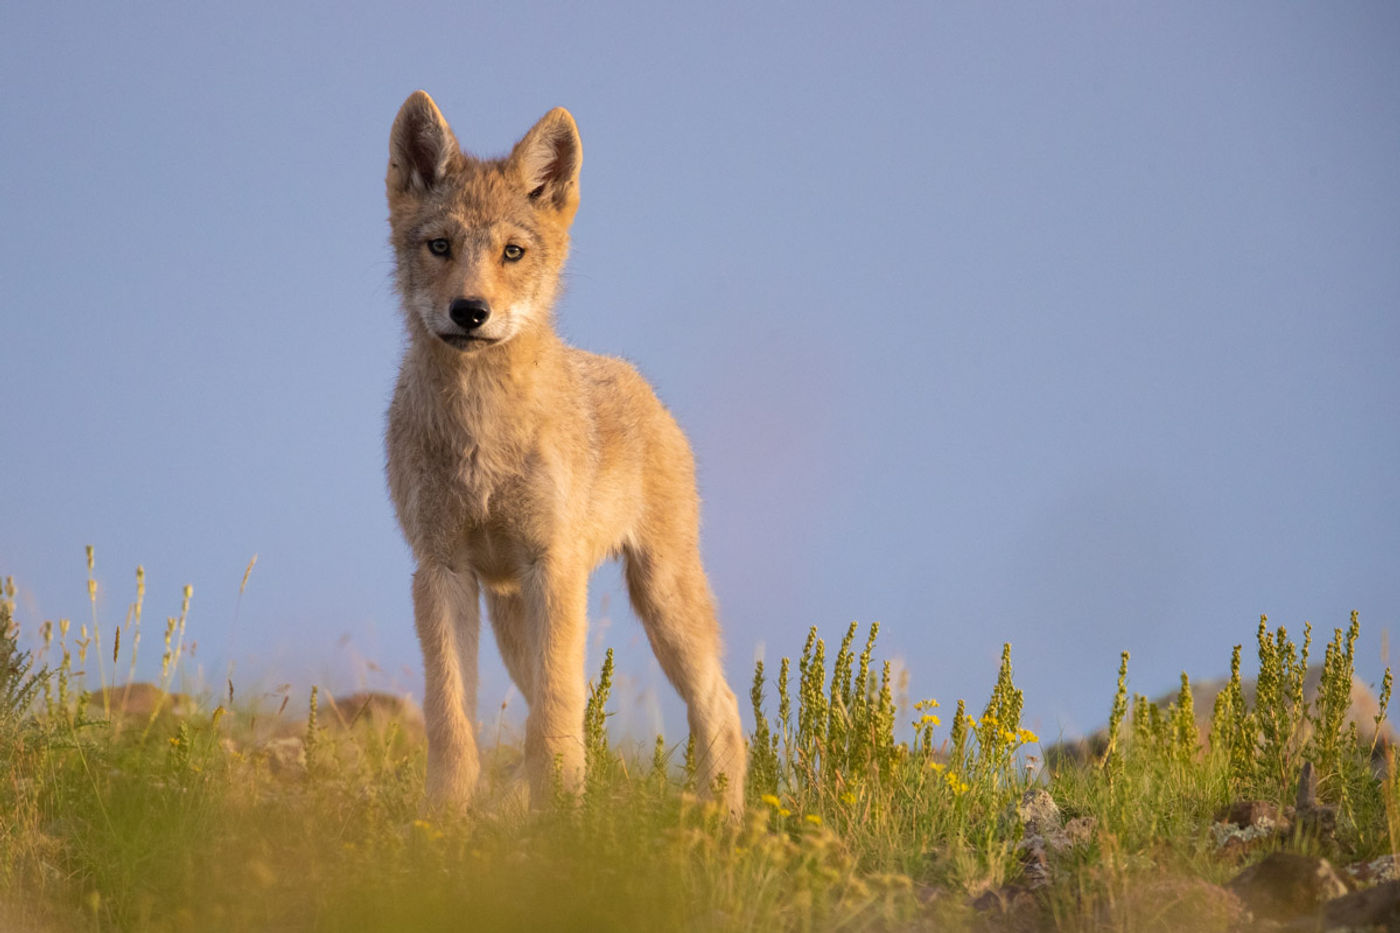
[{"left": 449, "top": 298, "right": 491, "bottom": 330}]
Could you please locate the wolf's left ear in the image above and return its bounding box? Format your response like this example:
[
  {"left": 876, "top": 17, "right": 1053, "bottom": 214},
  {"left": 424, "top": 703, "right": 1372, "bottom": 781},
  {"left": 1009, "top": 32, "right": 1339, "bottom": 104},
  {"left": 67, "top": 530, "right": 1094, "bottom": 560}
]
[{"left": 507, "top": 108, "right": 582, "bottom": 216}]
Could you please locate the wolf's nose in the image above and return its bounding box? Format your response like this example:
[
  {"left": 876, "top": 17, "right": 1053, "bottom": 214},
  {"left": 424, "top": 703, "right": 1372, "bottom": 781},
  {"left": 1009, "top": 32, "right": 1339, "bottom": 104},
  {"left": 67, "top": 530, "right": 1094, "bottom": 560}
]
[{"left": 449, "top": 298, "right": 491, "bottom": 330}]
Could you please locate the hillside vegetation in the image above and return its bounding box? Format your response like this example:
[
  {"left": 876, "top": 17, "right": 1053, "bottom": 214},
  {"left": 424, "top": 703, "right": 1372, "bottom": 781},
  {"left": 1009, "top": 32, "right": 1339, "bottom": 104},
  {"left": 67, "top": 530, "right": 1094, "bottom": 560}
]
[{"left": 2, "top": 556, "right": 1397, "bottom": 930}]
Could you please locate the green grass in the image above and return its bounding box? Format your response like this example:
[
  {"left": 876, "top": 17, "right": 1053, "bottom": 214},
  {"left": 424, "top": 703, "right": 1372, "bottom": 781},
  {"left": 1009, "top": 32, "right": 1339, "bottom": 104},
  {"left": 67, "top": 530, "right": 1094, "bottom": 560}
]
[{"left": 1, "top": 561, "right": 1396, "bottom": 931}]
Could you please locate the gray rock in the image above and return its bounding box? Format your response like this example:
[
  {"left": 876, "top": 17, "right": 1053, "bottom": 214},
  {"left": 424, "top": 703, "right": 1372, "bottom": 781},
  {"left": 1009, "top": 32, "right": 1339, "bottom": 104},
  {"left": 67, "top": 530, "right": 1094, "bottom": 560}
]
[
  {"left": 1012, "top": 789, "right": 1095, "bottom": 889},
  {"left": 1347, "top": 854, "right": 1400, "bottom": 885},
  {"left": 1014, "top": 788, "right": 1062, "bottom": 836}
]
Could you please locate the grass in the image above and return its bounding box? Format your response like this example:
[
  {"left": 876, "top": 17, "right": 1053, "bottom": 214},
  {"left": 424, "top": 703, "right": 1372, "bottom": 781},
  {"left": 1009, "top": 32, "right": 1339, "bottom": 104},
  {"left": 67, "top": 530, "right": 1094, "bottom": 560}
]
[{"left": 1, "top": 557, "right": 1396, "bottom": 931}]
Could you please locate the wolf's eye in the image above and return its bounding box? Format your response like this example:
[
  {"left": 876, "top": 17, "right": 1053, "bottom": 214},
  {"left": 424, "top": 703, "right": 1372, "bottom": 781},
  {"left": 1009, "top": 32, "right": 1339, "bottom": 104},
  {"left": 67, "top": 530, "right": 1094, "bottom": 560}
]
[
  {"left": 427, "top": 238, "right": 451, "bottom": 257},
  {"left": 503, "top": 244, "right": 525, "bottom": 262}
]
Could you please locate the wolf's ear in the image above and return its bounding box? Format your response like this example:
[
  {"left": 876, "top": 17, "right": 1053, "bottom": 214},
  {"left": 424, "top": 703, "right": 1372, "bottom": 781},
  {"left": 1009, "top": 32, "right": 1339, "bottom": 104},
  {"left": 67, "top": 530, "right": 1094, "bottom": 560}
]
[
  {"left": 388, "top": 90, "right": 460, "bottom": 195},
  {"left": 506, "top": 108, "right": 582, "bottom": 217}
]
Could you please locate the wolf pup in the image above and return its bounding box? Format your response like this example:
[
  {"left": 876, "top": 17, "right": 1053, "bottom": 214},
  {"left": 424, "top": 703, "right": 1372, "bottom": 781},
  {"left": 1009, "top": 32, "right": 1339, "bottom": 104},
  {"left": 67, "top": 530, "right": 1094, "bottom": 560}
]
[{"left": 384, "top": 91, "right": 746, "bottom": 814}]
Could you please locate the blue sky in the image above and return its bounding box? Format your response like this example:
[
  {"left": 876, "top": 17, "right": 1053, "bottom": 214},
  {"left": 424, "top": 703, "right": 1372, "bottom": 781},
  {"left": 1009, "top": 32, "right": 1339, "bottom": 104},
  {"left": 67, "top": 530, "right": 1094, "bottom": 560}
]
[{"left": 3, "top": 3, "right": 1397, "bottom": 743}]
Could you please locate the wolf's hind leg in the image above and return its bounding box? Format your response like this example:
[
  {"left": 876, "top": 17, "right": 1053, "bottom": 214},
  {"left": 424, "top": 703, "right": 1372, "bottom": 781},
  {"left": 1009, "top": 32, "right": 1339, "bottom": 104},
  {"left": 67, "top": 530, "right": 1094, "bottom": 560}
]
[{"left": 624, "top": 541, "right": 746, "bottom": 815}]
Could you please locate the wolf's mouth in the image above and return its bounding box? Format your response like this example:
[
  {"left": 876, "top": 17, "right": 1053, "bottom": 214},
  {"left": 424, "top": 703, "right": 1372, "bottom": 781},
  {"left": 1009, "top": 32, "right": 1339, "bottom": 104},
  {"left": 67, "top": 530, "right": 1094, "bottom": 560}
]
[{"left": 437, "top": 333, "right": 497, "bottom": 349}]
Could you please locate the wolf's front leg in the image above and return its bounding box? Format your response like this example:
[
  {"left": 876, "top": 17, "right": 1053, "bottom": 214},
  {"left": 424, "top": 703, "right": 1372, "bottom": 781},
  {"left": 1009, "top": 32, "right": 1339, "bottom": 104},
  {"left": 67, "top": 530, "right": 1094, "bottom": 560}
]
[
  {"left": 413, "top": 562, "right": 482, "bottom": 810},
  {"left": 522, "top": 561, "right": 589, "bottom": 804}
]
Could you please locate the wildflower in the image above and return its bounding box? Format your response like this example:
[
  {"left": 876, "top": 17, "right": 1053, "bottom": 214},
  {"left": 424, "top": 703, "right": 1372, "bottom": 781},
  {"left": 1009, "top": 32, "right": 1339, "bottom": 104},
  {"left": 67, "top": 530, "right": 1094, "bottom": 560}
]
[
  {"left": 1018, "top": 728, "right": 1039, "bottom": 744},
  {"left": 779, "top": 808, "right": 792, "bottom": 817},
  {"left": 761, "top": 794, "right": 782, "bottom": 808},
  {"left": 919, "top": 713, "right": 941, "bottom": 726},
  {"left": 412, "top": 819, "right": 444, "bottom": 842},
  {"left": 927, "top": 761, "right": 946, "bottom": 773},
  {"left": 840, "top": 792, "right": 857, "bottom": 805},
  {"left": 804, "top": 814, "right": 822, "bottom": 826}
]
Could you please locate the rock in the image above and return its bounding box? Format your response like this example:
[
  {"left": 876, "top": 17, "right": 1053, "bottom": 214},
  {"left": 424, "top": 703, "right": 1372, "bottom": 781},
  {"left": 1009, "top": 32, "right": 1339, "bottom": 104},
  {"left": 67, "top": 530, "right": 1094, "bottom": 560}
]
[
  {"left": 1214, "top": 800, "right": 1287, "bottom": 830},
  {"left": 1295, "top": 805, "right": 1339, "bottom": 848},
  {"left": 1019, "top": 815, "right": 1096, "bottom": 859},
  {"left": 1014, "top": 788, "right": 1062, "bottom": 836},
  {"left": 325, "top": 691, "right": 425, "bottom": 733},
  {"left": 1212, "top": 763, "right": 1340, "bottom": 859},
  {"left": 1347, "top": 854, "right": 1400, "bottom": 885},
  {"left": 1012, "top": 789, "right": 1094, "bottom": 889},
  {"left": 1297, "top": 760, "right": 1319, "bottom": 809},
  {"left": 1293, "top": 761, "right": 1339, "bottom": 847},
  {"left": 89, "top": 683, "right": 194, "bottom": 720},
  {"left": 912, "top": 881, "right": 941, "bottom": 906},
  {"left": 1212, "top": 799, "right": 1289, "bottom": 858},
  {"left": 1043, "top": 734, "right": 1106, "bottom": 768},
  {"left": 1061, "top": 816, "right": 1096, "bottom": 848},
  {"left": 1107, "top": 878, "right": 1247, "bottom": 933},
  {"left": 1227, "top": 852, "right": 1349, "bottom": 921},
  {"left": 1210, "top": 820, "right": 1277, "bottom": 859},
  {"left": 1321, "top": 879, "right": 1400, "bottom": 930},
  {"left": 1018, "top": 844, "right": 1053, "bottom": 890},
  {"left": 969, "top": 884, "right": 1039, "bottom": 932},
  {"left": 260, "top": 736, "right": 307, "bottom": 777}
]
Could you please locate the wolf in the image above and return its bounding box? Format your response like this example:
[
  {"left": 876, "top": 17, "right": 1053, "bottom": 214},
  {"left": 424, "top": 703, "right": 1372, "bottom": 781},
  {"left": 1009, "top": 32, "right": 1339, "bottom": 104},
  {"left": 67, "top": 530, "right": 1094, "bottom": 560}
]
[{"left": 384, "top": 90, "right": 746, "bottom": 814}]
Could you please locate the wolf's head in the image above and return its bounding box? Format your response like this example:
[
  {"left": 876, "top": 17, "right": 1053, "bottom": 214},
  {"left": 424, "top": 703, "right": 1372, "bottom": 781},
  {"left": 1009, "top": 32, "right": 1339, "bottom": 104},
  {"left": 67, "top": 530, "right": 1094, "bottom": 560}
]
[{"left": 386, "top": 91, "right": 581, "bottom": 352}]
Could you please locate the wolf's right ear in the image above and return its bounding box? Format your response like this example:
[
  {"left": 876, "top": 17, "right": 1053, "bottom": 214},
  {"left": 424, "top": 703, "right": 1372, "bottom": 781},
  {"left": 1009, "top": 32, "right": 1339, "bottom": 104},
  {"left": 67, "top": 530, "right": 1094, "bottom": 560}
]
[{"left": 388, "top": 91, "right": 460, "bottom": 195}]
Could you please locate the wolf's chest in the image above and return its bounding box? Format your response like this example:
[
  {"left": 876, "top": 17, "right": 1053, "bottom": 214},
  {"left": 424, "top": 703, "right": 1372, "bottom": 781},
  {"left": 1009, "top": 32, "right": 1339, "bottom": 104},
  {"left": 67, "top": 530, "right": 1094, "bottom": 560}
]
[{"left": 425, "top": 431, "right": 523, "bottom": 518}]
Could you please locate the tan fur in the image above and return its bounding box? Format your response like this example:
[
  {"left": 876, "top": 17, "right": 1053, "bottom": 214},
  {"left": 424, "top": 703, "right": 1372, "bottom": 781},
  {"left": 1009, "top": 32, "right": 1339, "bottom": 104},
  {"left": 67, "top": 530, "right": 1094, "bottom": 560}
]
[{"left": 384, "top": 91, "right": 746, "bottom": 814}]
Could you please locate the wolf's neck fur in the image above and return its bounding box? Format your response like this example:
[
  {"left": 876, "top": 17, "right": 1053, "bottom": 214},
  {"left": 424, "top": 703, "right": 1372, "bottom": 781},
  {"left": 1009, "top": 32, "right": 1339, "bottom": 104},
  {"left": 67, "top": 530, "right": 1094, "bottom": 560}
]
[{"left": 404, "top": 317, "right": 566, "bottom": 505}]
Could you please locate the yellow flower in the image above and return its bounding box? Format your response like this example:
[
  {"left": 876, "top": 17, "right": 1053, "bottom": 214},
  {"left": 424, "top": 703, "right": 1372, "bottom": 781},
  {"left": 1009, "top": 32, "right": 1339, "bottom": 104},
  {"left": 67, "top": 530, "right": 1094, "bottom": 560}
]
[
  {"left": 412, "top": 819, "right": 444, "bottom": 842},
  {"left": 919, "top": 713, "right": 941, "bottom": 726},
  {"left": 927, "top": 761, "right": 946, "bottom": 773},
  {"left": 804, "top": 814, "right": 823, "bottom": 826},
  {"left": 840, "top": 792, "right": 857, "bottom": 805},
  {"left": 761, "top": 794, "right": 782, "bottom": 809},
  {"left": 779, "top": 808, "right": 792, "bottom": 818},
  {"left": 1018, "top": 728, "right": 1040, "bottom": 744}
]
